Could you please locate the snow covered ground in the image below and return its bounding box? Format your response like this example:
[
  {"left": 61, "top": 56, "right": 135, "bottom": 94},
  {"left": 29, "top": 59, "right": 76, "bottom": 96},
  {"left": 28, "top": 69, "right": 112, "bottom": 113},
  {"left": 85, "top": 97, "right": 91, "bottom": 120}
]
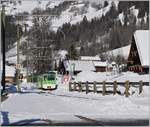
[
  {"left": 1, "top": 74, "right": 149, "bottom": 126},
  {"left": 51, "top": 1, "right": 113, "bottom": 31},
  {"left": 73, "top": 71, "right": 149, "bottom": 82},
  {"left": 5, "top": 0, "right": 62, "bottom": 15}
]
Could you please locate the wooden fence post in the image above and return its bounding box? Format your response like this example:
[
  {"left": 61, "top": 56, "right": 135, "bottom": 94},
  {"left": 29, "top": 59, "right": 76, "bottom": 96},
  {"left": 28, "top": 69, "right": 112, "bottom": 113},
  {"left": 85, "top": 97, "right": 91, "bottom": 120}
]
[
  {"left": 73, "top": 82, "right": 76, "bottom": 91},
  {"left": 78, "top": 82, "right": 82, "bottom": 92},
  {"left": 69, "top": 82, "right": 72, "bottom": 91},
  {"left": 93, "top": 81, "right": 97, "bottom": 93},
  {"left": 86, "top": 81, "right": 89, "bottom": 94},
  {"left": 125, "top": 80, "right": 130, "bottom": 97},
  {"left": 139, "top": 80, "right": 143, "bottom": 94},
  {"left": 102, "top": 81, "right": 106, "bottom": 96},
  {"left": 113, "top": 81, "right": 117, "bottom": 95}
]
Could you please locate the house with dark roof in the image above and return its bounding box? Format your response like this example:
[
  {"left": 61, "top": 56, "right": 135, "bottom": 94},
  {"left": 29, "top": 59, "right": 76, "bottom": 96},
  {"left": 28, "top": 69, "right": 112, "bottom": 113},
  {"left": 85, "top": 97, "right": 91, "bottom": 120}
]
[
  {"left": 127, "top": 30, "right": 149, "bottom": 73},
  {"left": 63, "top": 60, "right": 96, "bottom": 75}
]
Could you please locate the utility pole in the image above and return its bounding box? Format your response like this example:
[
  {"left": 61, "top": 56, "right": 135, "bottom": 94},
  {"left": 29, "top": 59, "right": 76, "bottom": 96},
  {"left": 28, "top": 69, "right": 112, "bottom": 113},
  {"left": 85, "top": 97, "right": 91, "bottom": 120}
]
[
  {"left": 1, "top": 1, "right": 6, "bottom": 95},
  {"left": 16, "top": 18, "right": 21, "bottom": 92},
  {"left": 26, "top": 39, "right": 29, "bottom": 82}
]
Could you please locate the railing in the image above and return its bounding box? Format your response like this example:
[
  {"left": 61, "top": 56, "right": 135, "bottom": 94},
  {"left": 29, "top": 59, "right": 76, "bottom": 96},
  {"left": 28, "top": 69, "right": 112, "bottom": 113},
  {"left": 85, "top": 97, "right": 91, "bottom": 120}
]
[{"left": 69, "top": 81, "right": 149, "bottom": 97}]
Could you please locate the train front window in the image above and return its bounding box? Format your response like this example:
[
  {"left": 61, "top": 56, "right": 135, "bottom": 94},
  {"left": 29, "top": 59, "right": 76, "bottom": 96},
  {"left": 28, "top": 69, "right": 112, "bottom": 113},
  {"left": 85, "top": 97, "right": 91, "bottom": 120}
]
[{"left": 48, "top": 74, "right": 55, "bottom": 80}]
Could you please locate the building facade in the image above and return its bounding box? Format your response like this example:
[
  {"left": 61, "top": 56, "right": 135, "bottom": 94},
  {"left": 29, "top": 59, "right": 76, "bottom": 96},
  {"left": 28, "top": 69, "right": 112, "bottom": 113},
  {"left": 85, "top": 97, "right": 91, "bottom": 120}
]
[{"left": 127, "top": 30, "right": 149, "bottom": 73}]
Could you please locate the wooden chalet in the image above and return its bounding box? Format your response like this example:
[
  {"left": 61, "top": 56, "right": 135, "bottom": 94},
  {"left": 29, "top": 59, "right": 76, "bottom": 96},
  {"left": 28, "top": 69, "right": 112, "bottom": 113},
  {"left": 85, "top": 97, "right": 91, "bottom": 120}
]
[
  {"left": 80, "top": 56, "right": 109, "bottom": 72},
  {"left": 127, "top": 30, "right": 149, "bottom": 73},
  {"left": 93, "top": 61, "right": 108, "bottom": 72}
]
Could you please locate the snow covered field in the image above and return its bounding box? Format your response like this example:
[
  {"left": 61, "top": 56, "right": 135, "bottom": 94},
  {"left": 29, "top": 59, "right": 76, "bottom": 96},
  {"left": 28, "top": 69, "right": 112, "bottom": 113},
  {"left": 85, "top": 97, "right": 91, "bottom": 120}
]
[
  {"left": 74, "top": 71, "right": 149, "bottom": 82},
  {"left": 5, "top": 0, "right": 62, "bottom": 15},
  {"left": 1, "top": 74, "right": 149, "bottom": 126}
]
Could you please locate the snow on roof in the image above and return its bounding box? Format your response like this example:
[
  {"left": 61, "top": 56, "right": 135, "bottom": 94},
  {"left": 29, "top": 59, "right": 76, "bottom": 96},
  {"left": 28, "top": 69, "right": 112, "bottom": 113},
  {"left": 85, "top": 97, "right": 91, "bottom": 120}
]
[
  {"left": 64, "top": 60, "right": 95, "bottom": 71},
  {"left": 93, "top": 61, "right": 107, "bottom": 67},
  {"left": 104, "top": 44, "right": 131, "bottom": 59},
  {"left": 6, "top": 54, "right": 26, "bottom": 64},
  {"left": 6, "top": 65, "right": 16, "bottom": 77},
  {"left": 80, "top": 56, "right": 101, "bottom": 61},
  {"left": 134, "top": 30, "right": 149, "bottom": 66},
  {"left": 6, "top": 37, "right": 27, "bottom": 64},
  {"left": 6, "top": 46, "right": 17, "bottom": 58}
]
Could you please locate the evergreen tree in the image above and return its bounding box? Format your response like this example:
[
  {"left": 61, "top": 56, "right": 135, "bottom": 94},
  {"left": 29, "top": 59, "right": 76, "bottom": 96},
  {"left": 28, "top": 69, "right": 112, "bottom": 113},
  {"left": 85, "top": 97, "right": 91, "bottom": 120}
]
[
  {"left": 104, "top": 1, "right": 108, "bottom": 7},
  {"left": 106, "top": 2, "right": 118, "bottom": 19},
  {"left": 81, "top": 15, "right": 88, "bottom": 28},
  {"left": 68, "top": 44, "right": 78, "bottom": 60},
  {"left": 80, "top": 46, "right": 85, "bottom": 56},
  {"left": 54, "top": 60, "right": 57, "bottom": 71},
  {"left": 5, "top": 16, "right": 19, "bottom": 51}
]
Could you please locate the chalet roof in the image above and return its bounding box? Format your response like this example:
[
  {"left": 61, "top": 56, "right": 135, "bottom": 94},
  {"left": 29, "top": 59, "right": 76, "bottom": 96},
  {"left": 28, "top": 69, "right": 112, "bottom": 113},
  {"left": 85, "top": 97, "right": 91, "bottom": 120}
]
[
  {"left": 134, "top": 30, "right": 149, "bottom": 66},
  {"left": 80, "top": 56, "right": 101, "bottom": 61},
  {"left": 64, "top": 60, "right": 96, "bottom": 72},
  {"left": 104, "top": 45, "right": 131, "bottom": 59}
]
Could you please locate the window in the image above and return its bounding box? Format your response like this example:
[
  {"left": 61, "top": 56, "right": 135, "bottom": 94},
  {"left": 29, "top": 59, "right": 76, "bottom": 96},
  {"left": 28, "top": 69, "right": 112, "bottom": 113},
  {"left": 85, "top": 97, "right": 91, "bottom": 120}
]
[{"left": 48, "top": 74, "right": 55, "bottom": 80}]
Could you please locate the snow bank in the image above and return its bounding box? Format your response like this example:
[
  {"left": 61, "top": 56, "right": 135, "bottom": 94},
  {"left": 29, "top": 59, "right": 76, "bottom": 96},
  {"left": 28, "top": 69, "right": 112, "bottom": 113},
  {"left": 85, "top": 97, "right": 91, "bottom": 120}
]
[
  {"left": 137, "top": 86, "right": 149, "bottom": 97},
  {"left": 74, "top": 71, "right": 107, "bottom": 82},
  {"left": 20, "top": 82, "right": 37, "bottom": 92},
  {"left": 109, "top": 71, "right": 149, "bottom": 82},
  {"left": 74, "top": 71, "right": 149, "bottom": 82}
]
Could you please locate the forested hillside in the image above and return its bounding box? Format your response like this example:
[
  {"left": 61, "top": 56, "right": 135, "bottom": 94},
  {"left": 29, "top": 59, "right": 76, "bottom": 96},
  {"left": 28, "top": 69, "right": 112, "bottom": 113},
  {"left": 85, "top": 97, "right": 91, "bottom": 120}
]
[{"left": 5, "top": 0, "right": 149, "bottom": 73}]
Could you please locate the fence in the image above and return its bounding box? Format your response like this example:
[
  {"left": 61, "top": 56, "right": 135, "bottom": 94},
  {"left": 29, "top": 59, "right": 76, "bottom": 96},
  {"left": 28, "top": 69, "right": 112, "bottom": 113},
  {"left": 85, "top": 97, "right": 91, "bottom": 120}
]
[{"left": 69, "top": 81, "right": 149, "bottom": 97}]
